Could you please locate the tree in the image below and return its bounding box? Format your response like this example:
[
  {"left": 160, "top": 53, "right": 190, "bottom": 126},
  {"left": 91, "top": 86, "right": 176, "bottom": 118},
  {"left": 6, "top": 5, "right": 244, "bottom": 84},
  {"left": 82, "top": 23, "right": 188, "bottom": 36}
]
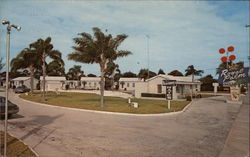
[
  {"left": 138, "top": 68, "right": 156, "bottom": 80},
  {"left": 216, "top": 61, "right": 244, "bottom": 74},
  {"left": 68, "top": 27, "right": 132, "bottom": 107},
  {"left": 87, "top": 74, "right": 97, "bottom": 77},
  {"left": 0, "top": 58, "right": 4, "bottom": 72},
  {"left": 168, "top": 70, "right": 183, "bottom": 76},
  {"left": 105, "top": 61, "right": 120, "bottom": 89},
  {"left": 66, "top": 65, "right": 84, "bottom": 80},
  {"left": 11, "top": 48, "right": 41, "bottom": 94},
  {"left": 122, "top": 71, "right": 137, "bottom": 78},
  {"left": 158, "top": 69, "right": 165, "bottom": 75},
  {"left": 199, "top": 75, "right": 217, "bottom": 91},
  {"left": 185, "top": 65, "right": 204, "bottom": 76},
  {"left": 47, "top": 59, "right": 65, "bottom": 76},
  {"left": 30, "top": 37, "right": 63, "bottom": 102}
]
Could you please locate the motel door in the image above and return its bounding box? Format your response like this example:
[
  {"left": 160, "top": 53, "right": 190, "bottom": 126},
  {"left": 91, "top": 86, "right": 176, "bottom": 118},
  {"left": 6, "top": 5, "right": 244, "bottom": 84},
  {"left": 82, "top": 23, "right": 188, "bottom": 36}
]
[{"left": 157, "top": 84, "right": 162, "bottom": 93}]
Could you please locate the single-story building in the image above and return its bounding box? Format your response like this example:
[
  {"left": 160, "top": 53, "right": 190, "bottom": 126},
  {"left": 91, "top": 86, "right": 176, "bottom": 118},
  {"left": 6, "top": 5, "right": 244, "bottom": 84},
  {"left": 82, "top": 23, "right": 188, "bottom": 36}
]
[
  {"left": 40, "top": 76, "right": 66, "bottom": 91},
  {"left": 12, "top": 77, "right": 39, "bottom": 89},
  {"left": 65, "top": 80, "right": 81, "bottom": 89},
  {"left": 135, "top": 74, "right": 201, "bottom": 99},
  {"left": 80, "top": 77, "right": 101, "bottom": 90},
  {"left": 119, "top": 77, "right": 143, "bottom": 91}
]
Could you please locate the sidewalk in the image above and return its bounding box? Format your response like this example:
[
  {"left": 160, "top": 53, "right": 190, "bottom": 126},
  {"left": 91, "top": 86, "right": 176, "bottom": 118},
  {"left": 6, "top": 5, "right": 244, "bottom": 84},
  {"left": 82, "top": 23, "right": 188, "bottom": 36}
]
[{"left": 219, "top": 101, "right": 249, "bottom": 157}]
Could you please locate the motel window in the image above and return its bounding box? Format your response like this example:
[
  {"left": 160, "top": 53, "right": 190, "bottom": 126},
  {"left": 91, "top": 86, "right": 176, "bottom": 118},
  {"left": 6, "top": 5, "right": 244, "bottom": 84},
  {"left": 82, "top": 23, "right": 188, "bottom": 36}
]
[
  {"left": 94, "top": 82, "right": 96, "bottom": 86},
  {"left": 132, "top": 83, "right": 135, "bottom": 87},
  {"left": 89, "top": 82, "right": 91, "bottom": 86},
  {"left": 127, "top": 83, "right": 130, "bottom": 87}
]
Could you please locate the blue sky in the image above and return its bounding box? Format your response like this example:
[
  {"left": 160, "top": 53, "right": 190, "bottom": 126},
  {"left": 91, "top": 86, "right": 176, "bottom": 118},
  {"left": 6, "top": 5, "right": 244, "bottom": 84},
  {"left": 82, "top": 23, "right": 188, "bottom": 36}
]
[{"left": 0, "top": 0, "right": 249, "bottom": 78}]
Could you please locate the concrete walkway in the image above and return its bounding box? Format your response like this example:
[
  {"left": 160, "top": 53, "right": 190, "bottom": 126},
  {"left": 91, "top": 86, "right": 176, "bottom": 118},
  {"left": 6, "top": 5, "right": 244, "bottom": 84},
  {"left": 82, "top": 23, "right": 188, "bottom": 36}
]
[{"left": 219, "top": 96, "right": 249, "bottom": 157}]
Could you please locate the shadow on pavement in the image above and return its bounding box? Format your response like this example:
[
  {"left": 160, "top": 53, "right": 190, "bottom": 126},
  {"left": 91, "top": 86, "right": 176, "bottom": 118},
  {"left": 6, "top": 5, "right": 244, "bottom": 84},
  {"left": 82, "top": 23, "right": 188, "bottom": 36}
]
[{"left": 8, "top": 114, "right": 63, "bottom": 150}]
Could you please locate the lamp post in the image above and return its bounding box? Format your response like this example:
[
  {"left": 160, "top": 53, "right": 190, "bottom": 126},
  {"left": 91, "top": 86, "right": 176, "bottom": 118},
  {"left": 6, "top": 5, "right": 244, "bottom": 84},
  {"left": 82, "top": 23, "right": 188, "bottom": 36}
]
[{"left": 2, "top": 20, "right": 21, "bottom": 157}]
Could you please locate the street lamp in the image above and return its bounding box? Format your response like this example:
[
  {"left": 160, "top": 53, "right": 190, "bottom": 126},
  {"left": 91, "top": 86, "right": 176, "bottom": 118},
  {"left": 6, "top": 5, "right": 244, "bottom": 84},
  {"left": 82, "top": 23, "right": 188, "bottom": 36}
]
[{"left": 2, "top": 20, "right": 21, "bottom": 157}]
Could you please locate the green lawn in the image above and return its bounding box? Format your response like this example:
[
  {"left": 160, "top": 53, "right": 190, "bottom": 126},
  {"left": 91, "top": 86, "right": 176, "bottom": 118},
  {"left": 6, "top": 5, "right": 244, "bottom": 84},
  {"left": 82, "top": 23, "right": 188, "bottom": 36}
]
[
  {"left": 20, "top": 92, "right": 190, "bottom": 114},
  {"left": 0, "top": 131, "right": 37, "bottom": 157}
]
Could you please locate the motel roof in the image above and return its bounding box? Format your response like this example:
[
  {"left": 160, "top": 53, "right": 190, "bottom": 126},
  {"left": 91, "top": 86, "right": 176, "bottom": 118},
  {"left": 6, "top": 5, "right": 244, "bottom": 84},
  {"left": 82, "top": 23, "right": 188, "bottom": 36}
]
[
  {"left": 39, "top": 76, "right": 66, "bottom": 81},
  {"left": 146, "top": 74, "right": 201, "bottom": 84}
]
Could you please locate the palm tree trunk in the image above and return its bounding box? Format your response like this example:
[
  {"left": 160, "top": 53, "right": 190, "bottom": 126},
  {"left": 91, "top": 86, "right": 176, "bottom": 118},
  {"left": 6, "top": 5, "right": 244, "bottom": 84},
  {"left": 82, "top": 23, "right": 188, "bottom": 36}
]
[
  {"left": 29, "top": 65, "right": 34, "bottom": 94},
  {"left": 100, "top": 64, "right": 105, "bottom": 108},
  {"left": 42, "top": 53, "right": 46, "bottom": 102}
]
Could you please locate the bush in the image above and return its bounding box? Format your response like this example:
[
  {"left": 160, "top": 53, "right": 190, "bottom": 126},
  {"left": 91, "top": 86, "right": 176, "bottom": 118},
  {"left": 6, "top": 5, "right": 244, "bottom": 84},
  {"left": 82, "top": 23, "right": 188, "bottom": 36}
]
[
  {"left": 141, "top": 93, "right": 166, "bottom": 98},
  {"left": 65, "top": 84, "right": 69, "bottom": 90},
  {"left": 186, "top": 96, "right": 191, "bottom": 101}
]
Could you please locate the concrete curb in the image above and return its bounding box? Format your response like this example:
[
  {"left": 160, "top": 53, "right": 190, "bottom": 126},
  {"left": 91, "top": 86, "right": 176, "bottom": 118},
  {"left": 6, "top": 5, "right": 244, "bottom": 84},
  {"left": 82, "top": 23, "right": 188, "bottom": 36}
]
[
  {"left": 6, "top": 132, "right": 39, "bottom": 157},
  {"left": 18, "top": 96, "right": 193, "bottom": 117}
]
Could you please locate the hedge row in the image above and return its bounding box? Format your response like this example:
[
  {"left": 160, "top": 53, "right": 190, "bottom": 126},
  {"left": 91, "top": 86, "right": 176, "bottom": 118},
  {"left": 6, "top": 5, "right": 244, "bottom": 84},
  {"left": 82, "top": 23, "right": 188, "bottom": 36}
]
[{"left": 141, "top": 93, "right": 166, "bottom": 98}]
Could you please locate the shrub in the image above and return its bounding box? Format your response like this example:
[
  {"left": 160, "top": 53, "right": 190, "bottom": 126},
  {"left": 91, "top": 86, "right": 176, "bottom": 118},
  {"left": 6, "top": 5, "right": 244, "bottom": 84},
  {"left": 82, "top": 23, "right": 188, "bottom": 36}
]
[
  {"left": 186, "top": 96, "right": 191, "bottom": 101},
  {"left": 141, "top": 93, "right": 166, "bottom": 98},
  {"left": 65, "top": 84, "right": 69, "bottom": 90}
]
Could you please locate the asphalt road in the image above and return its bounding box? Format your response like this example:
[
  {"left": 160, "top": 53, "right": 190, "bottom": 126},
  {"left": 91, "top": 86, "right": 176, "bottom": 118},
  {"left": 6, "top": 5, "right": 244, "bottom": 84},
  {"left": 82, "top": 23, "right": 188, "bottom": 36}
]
[{"left": 0, "top": 91, "right": 247, "bottom": 157}]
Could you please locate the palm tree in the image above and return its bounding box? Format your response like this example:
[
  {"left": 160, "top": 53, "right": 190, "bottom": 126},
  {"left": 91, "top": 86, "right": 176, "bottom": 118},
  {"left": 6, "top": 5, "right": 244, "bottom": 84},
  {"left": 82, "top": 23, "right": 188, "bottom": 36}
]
[
  {"left": 30, "top": 37, "right": 63, "bottom": 102},
  {"left": 68, "top": 27, "right": 132, "bottom": 107},
  {"left": 0, "top": 58, "right": 4, "bottom": 71},
  {"left": 185, "top": 65, "right": 204, "bottom": 76},
  {"left": 11, "top": 48, "right": 40, "bottom": 94}
]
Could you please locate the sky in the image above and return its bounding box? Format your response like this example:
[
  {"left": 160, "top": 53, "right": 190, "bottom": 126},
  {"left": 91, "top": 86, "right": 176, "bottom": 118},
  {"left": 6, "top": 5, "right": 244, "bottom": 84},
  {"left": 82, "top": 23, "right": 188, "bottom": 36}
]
[{"left": 0, "top": 0, "right": 249, "bottom": 78}]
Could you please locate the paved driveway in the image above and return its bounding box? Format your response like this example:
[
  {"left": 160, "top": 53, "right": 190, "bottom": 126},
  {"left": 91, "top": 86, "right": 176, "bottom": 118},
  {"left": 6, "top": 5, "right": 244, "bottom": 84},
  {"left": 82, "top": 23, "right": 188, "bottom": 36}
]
[{"left": 0, "top": 92, "right": 245, "bottom": 157}]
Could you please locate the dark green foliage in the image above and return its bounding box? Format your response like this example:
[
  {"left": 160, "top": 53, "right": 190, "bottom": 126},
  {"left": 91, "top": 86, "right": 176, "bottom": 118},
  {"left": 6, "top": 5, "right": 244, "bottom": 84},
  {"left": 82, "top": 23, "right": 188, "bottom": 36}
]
[
  {"left": 122, "top": 71, "right": 137, "bottom": 78},
  {"left": 158, "top": 69, "right": 165, "bottom": 75},
  {"left": 66, "top": 65, "right": 84, "bottom": 80},
  {"left": 87, "top": 74, "right": 97, "bottom": 77},
  {"left": 141, "top": 93, "right": 166, "bottom": 98},
  {"left": 199, "top": 75, "right": 217, "bottom": 91},
  {"left": 138, "top": 69, "right": 156, "bottom": 80},
  {"left": 168, "top": 70, "right": 183, "bottom": 76},
  {"left": 0, "top": 58, "right": 4, "bottom": 71},
  {"left": 185, "top": 65, "right": 203, "bottom": 76}
]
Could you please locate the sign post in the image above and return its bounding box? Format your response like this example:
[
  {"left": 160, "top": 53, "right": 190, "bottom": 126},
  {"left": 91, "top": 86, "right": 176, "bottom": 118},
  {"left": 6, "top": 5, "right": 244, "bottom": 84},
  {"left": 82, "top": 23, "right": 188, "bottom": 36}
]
[
  {"left": 166, "top": 85, "right": 172, "bottom": 109},
  {"left": 163, "top": 80, "right": 176, "bottom": 109}
]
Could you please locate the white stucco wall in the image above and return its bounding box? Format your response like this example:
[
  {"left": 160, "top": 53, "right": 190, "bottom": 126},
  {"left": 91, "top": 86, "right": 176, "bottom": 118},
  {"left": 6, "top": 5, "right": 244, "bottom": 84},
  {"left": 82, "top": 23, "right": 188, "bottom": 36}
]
[
  {"left": 13, "top": 79, "right": 38, "bottom": 89},
  {"left": 134, "top": 82, "right": 147, "bottom": 98},
  {"left": 119, "top": 81, "right": 137, "bottom": 91}
]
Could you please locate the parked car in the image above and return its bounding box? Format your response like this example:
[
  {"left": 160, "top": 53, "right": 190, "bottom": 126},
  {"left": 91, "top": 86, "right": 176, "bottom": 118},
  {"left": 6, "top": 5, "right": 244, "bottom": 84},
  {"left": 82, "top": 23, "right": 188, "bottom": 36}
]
[
  {"left": 0, "top": 96, "right": 19, "bottom": 118},
  {"left": 14, "top": 85, "right": 30, "bottom": 93}
]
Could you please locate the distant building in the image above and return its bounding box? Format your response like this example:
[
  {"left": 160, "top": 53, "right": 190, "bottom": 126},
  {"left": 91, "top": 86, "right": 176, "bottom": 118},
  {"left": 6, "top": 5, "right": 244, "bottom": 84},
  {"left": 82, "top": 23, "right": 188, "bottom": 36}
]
[
  {"left": 80, "top": 77, "right": 101, "bottom": 90},
  {"left": 40, "top": 76, "right": 66, "bottom": 91},
  {"left": 12, "top": 77, "right": 39, "bottom": 89},
  {"left": 119, "top": 77, "right": 142, "bottom": 91},
  {"left": 135, "top": 74, "right": 201, "bottom": 99}
]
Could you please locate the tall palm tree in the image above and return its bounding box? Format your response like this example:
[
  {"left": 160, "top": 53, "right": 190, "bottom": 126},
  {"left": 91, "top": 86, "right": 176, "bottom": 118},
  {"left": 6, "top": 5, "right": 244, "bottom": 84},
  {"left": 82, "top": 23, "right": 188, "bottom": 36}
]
[
  {"left": 30, "top": 37, "right": 63, "bottom": 102},
  {"left": 185, "top": 65, "right": 204, "bottom": 76},
  {"left": 11, "top": 48, "right": 40, "bottom": 94},
  {"left": 68, "top": 27, "right": 132, "bottom": 107}
]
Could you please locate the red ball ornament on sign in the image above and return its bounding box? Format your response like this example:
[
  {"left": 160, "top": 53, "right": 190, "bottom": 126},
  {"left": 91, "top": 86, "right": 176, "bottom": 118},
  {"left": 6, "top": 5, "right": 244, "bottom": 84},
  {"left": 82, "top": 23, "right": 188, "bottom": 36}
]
[
  {"left": 221, "top": 56, "right": 227, "bottom": 62},
  {"left": 229, "top": 55, "right": 236, "bottom": 61},
  {"left": 227, "top": 46, "right": 234, "bottom": 52},
  {"left": 219, "top": 48, "right": 225, "bottom": 54}
]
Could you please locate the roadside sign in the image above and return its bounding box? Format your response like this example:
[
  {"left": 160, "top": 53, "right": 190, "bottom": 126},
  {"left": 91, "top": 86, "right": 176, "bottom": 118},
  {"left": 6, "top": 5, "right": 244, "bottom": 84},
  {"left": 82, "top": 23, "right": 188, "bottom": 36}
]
[{"left": 166, "top": 85, "right": 173, "bottom": 100}]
